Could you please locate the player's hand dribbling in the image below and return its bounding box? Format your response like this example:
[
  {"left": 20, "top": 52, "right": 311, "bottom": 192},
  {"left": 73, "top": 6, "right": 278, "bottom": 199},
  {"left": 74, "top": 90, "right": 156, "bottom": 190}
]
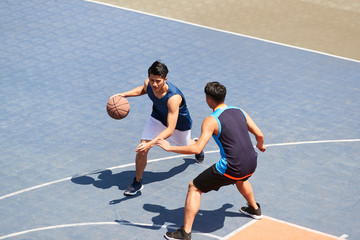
[{"left": 110, "top": 93, "right": 125, "bottom": 99}]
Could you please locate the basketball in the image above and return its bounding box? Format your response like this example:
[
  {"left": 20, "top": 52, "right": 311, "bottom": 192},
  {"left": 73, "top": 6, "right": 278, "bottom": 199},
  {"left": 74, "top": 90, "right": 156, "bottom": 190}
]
[{"left": 106, "top": 95, "right": 130, "bottom": 120}]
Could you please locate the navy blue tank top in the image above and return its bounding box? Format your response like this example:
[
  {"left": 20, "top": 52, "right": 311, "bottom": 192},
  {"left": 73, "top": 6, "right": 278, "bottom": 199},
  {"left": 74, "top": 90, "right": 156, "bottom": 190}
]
[
  {"left": 147, "top": 81, "right": 192, "bottom": 131},
  {"left": 211, "top": 106, "right": 258, "bottom": 180}
]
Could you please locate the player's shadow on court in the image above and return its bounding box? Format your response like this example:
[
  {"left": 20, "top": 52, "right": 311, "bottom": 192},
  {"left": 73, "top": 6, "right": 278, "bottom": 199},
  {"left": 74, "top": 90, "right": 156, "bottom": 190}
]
[
  {"left": 115, "top": 203, "right": 243, "bottom": 233},
  {"left": 71, "top": 158, "right": 195, "bottom": 203}
]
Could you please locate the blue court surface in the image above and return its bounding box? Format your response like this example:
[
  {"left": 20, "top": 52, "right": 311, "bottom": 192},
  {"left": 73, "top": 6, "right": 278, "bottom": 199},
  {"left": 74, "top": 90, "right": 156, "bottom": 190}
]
[{"left": 1, "top": 0, "right": 359, "bottom": 239}]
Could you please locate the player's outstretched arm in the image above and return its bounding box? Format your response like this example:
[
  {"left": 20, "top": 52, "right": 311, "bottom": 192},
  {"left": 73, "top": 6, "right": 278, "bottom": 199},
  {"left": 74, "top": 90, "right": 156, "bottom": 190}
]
[
  {"left": 156, "top": 116, "right": 216, "bottom": 154},
  {"left": 111, "top": 79, "right": 148, "bottom": 98},
  {"left": 242, "top": 110, "right": 266, "bottom": 152}
]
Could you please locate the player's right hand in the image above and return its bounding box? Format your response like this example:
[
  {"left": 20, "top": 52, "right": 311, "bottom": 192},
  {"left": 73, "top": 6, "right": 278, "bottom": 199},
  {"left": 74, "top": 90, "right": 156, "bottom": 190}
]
[
  {"left": 156, "top": 138, "right": 171, "bottom": 151},
  {"left": 110, "top": 93, "right": 125, "bottom": 99}
]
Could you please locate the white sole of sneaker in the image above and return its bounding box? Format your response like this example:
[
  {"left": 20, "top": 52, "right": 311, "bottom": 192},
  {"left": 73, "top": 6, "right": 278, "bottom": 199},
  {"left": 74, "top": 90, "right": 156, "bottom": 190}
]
[
  {"left": 164, "top": 234, "right": 191, "bottom": 240},
  {"left": 124, "top": 185, "right": 144, "bottom": 196},
  {"left": 239, "top": 209, "right": 263, "bottom": 220}
]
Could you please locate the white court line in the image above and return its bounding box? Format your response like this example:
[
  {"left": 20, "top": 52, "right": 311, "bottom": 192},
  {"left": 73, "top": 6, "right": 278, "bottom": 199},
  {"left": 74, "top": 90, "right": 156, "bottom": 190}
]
[
  {"left": 1, "top": 139, "right": 357, "bottom": 239},
  {"left": 0, "top": 222, "right": 118, "bottom": 240},
  {"left": 0, "top": 154, "right": 188, "bottom": 200},
  {"left": 85, "top": 0, "right": 360, "bottom": 63},
  {"left": 221, "top": 219, "right": 258, "bottom": 239},
  {"left": 1, "top": 215, "right": 348, "bottom": 239},
  {"left": 0, "top": 221, "right": 222, "bottom": 239},
  {"left": 265, "top": 139, "right": 360, "bottom": 147},
  {"left": 117, "top": 221, "right": 222, "bottom": 240},
  {"left": 0, "top": 139, "right": 359, "bottom": 201}
]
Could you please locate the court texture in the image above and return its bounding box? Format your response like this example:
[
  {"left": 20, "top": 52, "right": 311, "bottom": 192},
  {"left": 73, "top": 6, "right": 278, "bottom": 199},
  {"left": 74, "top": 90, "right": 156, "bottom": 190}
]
[{"left": 1, "top": 0, "right": 359, "bottom": 239}]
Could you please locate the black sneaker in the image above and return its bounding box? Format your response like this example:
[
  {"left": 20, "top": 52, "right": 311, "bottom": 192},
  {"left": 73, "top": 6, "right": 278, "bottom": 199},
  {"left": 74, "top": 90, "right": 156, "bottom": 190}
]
[
  {"left": 240, "top": 202, "right": 263, "bottom": 220},
  {"left": 193, "top": 138, "right": 204, "bottom": 163},
  {"left": 164, "top": 226, "right": 191, "bottom": 240},
  {"left": 124, "top": 177, "right": 143, "bottom": 196}
]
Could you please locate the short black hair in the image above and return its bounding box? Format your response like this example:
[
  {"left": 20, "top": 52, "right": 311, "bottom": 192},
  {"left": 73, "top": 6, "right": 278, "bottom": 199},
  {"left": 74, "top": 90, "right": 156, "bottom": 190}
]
[
  {"left": 204, "top": 81, "right": 227, "bottom": 103},
  {"left": 148, "top": 61, "right": 168, "bottom": 79}
]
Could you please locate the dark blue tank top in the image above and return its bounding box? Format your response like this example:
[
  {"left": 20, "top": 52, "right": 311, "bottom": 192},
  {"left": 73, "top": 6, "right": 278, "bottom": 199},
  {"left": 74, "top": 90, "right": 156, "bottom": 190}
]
[
  {"left": 147, "top": 81, "right": 192, "bottom": 131},
  {"left": 211, "top": 106, "right": 258, "bottom": 180}
]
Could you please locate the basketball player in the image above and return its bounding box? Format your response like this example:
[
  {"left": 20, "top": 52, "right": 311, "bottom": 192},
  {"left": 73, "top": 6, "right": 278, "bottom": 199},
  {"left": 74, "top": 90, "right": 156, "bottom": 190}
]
[
  {"left": 156, "top": 81, "right": 266, "bottom": 240},
  {"left": 112, "top": 61, "right": 204, "bottom": 196}
]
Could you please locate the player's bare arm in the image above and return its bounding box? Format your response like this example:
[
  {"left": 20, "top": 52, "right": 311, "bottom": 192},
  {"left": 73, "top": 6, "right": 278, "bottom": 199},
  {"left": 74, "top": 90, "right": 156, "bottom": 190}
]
[
  {"left": 136, "top": 94, "right": 181, "bottom": 152},
  {"left": 242, "top": 109, "right": 266, "bottom": 152},
  {"left": 111, "top": 79, "right": 147, "bottom": 98},
  {"left": 156, "top": 115, "right": 216, "bottom": 155}
]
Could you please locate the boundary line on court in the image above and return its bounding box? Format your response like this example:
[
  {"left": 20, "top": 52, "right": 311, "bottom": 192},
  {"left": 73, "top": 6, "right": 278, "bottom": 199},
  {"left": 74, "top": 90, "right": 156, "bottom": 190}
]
[
  {"left": 85, "top": 0, "right": 360, "bottom": 63},
  {"left": 0, "top": 140, "right": 357, "bottom": 239},
  {"left": 0, "top": 221, "right": 222, "bottom": 239},
  {"left": 0, "top": 216, "right": 348, "bottom": 240},
  {"left": 221, "top": 219, "right": 258, "bottom": 239},
  {"left": 116, "top": 221, "right": 222, "bottom": 240},
  {"left": 0, "top": 139, "right": 359, "bottom": 201},
  {"left": 0, "top": 222, "right": 118, "bottom": 240}
]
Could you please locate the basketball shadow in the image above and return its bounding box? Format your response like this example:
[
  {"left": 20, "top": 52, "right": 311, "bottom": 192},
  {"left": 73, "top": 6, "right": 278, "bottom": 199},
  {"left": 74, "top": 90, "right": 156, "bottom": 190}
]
[
  {"left": 115, "top": 203, "right": 243, "bottom": 233},
  {"left": 71, "top": 158, "right": 195, "bottom": 203}
]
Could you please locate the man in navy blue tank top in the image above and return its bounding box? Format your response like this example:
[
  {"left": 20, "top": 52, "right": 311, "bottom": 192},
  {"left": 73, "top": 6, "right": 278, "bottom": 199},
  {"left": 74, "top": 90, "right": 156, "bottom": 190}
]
[
  {"left": 157, "top": 82, "right": 266, "bottom": 240},
  {"left": 111, "top": 61, "right": 204, "bottom": 196}
]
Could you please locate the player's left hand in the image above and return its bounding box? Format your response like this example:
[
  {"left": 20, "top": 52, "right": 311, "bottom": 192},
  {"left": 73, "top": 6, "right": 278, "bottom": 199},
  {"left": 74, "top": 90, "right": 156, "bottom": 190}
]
[
  {"left": 256, "top": 144, "right": 266, "bottom": 152},
  {"left": 136, "top": 142, "right": 151, "bottom": 152}
]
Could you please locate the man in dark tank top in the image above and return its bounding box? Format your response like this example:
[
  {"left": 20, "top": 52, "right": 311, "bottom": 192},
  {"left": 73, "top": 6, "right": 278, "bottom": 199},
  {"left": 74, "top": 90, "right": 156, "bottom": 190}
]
[{"left": 157, "top": 81, "right": 266, "bottom": 240}]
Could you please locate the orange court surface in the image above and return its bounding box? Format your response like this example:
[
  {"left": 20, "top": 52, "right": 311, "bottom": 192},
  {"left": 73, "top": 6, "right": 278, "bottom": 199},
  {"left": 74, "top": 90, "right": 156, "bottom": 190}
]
[{"left": 225, "top": 217, "right": 346, "bottom": 240}]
